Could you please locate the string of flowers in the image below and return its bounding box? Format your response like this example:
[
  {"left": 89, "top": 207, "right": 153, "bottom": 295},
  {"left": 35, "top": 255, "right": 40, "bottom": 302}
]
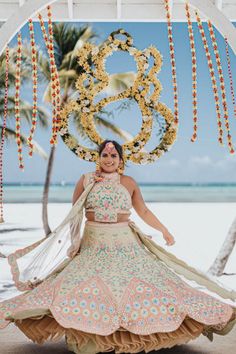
[
  {"left": 195, "top": 10, "right": 224, "bottom": 147},
  {"left": 38, "top": 6, "right": 61, "bottom": 145},
  {"left": 224, "top": 36, "right": 236, "bottom": 119},
  {"left": 47, "top": 5, "right": 61, "bottom": 141},
  {"left": 15, "top": 32, "right": 24, "bottom": 170},
  {"left": 0, "top": 46, "right": 9, "bottom": 223},
  {"left": 207, "top": 20, "right": 234, "bottom": 154},
  {"left": 27, "top": 19, "right": 38, "bottom": 157},
  {"left": 185, "top": 1, "right": 198, "bottom": 142},
  {"left": 164, "top": 0, "right": 179, "bottom": 125}
]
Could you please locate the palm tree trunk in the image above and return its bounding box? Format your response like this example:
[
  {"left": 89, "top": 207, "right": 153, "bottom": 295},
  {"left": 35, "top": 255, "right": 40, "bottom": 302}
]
[
  {"left": 42, "top": 144, "right": 56, "bottom": 236},
  {"left": 207, "top": 217, "right": 236, "bottom": 276}
]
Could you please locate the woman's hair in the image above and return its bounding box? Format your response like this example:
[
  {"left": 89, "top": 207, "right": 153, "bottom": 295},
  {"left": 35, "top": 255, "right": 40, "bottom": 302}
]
[{"left": 98, "top": 140, "right": 124, "bottom": 161}]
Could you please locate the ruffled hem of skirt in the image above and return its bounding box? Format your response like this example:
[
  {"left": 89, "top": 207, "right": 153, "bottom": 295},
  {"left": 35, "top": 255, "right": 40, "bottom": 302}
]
[{"left": 13, "top": 310, "right": 236, "bottom": 354}]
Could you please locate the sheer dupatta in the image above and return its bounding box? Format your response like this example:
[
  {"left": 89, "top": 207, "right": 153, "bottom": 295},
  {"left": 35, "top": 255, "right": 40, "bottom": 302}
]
[{"left": 4, "top": 180, "right": 96, "bottom": 292}]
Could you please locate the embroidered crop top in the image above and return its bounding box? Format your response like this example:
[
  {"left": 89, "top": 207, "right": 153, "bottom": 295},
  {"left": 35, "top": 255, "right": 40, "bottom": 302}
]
[{"left": 84, "top": 171, "right": 132, "bottom": 223}]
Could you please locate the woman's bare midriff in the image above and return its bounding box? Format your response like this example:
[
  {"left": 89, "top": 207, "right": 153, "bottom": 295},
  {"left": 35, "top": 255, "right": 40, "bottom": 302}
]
[{"left": 85, "top": 211, "right": 130, "bottom": 223}]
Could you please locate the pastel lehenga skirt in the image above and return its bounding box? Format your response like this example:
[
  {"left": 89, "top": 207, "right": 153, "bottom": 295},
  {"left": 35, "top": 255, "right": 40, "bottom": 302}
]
[{"left": 0, "top": 220, "right": 236, "bottom": 354}]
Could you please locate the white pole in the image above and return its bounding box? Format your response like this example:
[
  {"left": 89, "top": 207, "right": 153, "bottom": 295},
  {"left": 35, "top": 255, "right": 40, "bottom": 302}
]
[
  {"left": 117, "top": 0, "right": 121, "bottom": 19},
  {"left": 215, "top": 0, "right": 223, "bottom": 11},
  {"left": 68, "top": 0, "right": 73, "bottom": 20}
]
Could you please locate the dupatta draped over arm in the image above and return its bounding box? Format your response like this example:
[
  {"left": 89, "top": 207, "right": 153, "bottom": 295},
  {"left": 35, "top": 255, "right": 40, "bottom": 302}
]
[{"left": 6, "top": 181, "right": 96, "bottom": 292}]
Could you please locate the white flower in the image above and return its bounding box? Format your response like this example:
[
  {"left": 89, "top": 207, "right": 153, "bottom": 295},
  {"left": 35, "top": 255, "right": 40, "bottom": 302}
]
[
  {"left": 83, "top": 99, "right": 90, "bottom": 105},
  {"left": 128, "top": 47, "right": 136, "bottom": 55},
  {"left": 143, "top": 63, "right": 149, "bottom": 69},
  {"left": 144, "top": 50, "right": 150, "bottom": 58},
  {"left": 59, "top": 128, "right": 67, "bottom": 136},
  {"left": 143, "top": 115, "right": 151, "bottom": 122},
  {"left": 85, "top": 152, "right": 92, "bottom": 160},
  {"left": 82, "top": 107, "right": 90, "bottom": 113},
  {"left": 144, "top": 126, "right": 152, "bottom": 133},
  {"left": 92, "top": 47, "right": 99, "bottom": 55},
  {"left": 140, "top": 157, "right": 149, "bottom": 165},
  {"left": 76, "top": 146, "right": 84, "bottom": 155}
]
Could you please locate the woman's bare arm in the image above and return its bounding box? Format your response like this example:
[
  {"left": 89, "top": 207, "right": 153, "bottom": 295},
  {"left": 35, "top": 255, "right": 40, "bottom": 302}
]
[
  {"left": 129, "top": 177, "right": 175, "bottom": 246},
  {"left": 72, "top": 175, "right": 85, "bottom": 205}
]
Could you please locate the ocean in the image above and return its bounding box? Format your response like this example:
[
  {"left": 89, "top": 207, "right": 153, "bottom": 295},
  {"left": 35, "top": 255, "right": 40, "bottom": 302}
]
[{"left": 3, "top": 183, "right": 236, "bottom": 203}]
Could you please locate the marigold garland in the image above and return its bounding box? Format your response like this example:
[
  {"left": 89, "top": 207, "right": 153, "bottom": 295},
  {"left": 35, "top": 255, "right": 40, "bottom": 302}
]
[
  {"left": 15, "top": 32, "right": 24, "bottom": 170},
  {"left": 207, "top": 20, "right": 234, "bottom": 154},
  {"left": 47, "top": 5, "right": 61, "bottom": 140},
  {"left": 27, "top": 19, "right": 38, "bottom": 157},
  {"left": 195, "top": 10, "right": 224, "bottom": 147},
  {"left": 59, "top": 29, "right": 177, "bottom": 165},
  {"left": 0, "top": 47, "right": 9, "bottom": 223},
  {"left": 224, "top": 36, "right": 236, "bottom": 119},
  {"left": 164, "top": 0, "right": 179, "bottom": 125},
  {"left": 185, "top": 2, "right": 198, "bottom": 142},
  {"left": 38, "top": 6, "right": 61, "bottom": 145}
]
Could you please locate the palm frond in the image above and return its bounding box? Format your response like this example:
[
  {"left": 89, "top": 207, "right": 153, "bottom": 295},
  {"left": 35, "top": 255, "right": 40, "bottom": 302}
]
[{"left": 0, "top": 126, "right": 48, "bottom": 159}]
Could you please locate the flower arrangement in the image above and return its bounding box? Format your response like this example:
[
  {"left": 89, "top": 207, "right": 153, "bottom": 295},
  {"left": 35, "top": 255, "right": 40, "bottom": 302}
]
[
  {"left": 224, "top": 36, "right": 236, "bottom": 119},
  {"left": 0, "top": 46, "right": 9, "bottom": 223},
  {"left": 59, "top": 29, "right": 177, "bottom": 165},
  {"left": 38, "top": 6, "right": 61, "bottom": 145},
  {"left": 164, "top": 0, "right": 179, "bottom": 125},
  {"left": 15, "top": 32, "right": 24, "bottom": 170},
  {"left": 27, "top": 19, "right": 38, "bottom": 156},
  {"left": 208, "top": 20, "right": 234, "bottom": 154},
  {"left": 185, "top": 2, "right": 198, "bottom": 142}
]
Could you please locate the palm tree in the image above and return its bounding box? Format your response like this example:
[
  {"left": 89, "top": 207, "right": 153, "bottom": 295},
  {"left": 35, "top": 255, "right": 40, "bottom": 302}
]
[
  {"left": 207, "top": 220, "right": 236, "bottom": 276},
  {"left": 24, "top": 23, "right": 136, "bottom": 236}
]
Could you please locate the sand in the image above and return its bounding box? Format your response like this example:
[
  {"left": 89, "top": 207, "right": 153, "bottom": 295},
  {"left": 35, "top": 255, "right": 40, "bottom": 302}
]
[{"left": 0, "top": 202, "right": 236, "bottom": 353}]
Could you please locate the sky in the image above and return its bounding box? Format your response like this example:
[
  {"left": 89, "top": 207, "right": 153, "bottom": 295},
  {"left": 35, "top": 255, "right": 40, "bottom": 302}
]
[{"left": 3, "top": 21, "right": 236, "bottom": 184}]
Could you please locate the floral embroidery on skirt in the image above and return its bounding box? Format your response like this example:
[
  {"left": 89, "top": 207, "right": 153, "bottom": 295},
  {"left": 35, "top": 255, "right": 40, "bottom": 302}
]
[{"left": 0, "top": 221, "right": 235, "bottom": 353}]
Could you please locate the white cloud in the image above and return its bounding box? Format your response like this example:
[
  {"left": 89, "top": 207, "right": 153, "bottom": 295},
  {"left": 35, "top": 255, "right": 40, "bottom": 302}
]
[
  {"left": 189, "top": 155, "right": 213, "bottom": 166},
  {"left": 168, "top": 159, "right": 180, "bottom": 167}
]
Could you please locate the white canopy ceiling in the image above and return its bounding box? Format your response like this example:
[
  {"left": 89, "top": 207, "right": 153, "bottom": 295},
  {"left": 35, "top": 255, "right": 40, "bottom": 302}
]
[
  {"left": 0, "top": 0, "right": 236, "bottom": 56},
  {"left": 0, "top": 0, "right": 235, "bottom": 21}
]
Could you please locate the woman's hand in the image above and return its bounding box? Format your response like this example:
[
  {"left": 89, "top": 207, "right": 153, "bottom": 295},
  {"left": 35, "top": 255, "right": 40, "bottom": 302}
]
[{"left": 162, "top": 229, "right": 175, "bottom": 246}]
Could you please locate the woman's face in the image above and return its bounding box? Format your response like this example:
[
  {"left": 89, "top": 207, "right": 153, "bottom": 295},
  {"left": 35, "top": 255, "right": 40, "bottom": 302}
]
[{"left": 99, "top": 147, "right": 121, "bottom": 173}]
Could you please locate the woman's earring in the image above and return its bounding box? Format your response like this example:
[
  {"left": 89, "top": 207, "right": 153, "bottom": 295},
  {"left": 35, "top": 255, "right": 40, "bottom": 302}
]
[
  {"left": 96, "top": 159, "right": 101, "bottom": 173},
  {"left": 117, "top": 161, "right": 124, "bottom": 175}
]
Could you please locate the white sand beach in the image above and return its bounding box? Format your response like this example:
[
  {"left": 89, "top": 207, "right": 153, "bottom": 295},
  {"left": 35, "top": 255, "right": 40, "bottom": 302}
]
[{"left": 0, "top": 202, "right": 236, "bottom": 353}]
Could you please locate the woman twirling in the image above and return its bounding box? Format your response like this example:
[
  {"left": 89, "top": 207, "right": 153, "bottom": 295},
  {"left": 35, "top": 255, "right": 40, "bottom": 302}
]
[{"left": 0, "top": 140, "right": 236, "bottom": 354}]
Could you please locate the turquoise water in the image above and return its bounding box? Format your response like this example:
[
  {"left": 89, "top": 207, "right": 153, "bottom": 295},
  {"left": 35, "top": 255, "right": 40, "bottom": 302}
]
[{"left": 3, "top": 183, "right": 236, "bottom": 203}]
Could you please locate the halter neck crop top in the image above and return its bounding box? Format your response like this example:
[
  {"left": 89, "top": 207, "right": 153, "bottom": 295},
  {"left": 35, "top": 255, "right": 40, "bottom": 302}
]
[{"left": 84, "top": 171, "right": 132, "bottom": 223}]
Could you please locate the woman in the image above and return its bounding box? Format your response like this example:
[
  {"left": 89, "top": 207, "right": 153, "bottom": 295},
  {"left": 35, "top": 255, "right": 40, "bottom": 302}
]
[{"left": 0, "top": 139, "right": 235, "bottom": 354}]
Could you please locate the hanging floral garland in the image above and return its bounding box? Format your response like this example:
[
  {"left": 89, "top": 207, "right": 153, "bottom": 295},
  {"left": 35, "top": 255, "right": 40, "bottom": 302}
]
[
  {"left": 27, "top": 19, "right": 38, "bottom": 157},
  {"left": 15, "top": 32, "right": 24, "bottom": 170},
  {"left": 38, "top": 6, "right": 61, "bottom": 145},
  {"left": 164, "top": 0, "right": 179, "bottom": 125},
  {"left": 59, "top": 29, "right": 177, "bottom": 165},
  {"left": 207, "top": 20, "right": 234, "bottom": 154},
  {"left": 185, "top": 1, "right": 198, "bottom": 142},
  {"left": 0, "top": 47, "right": 9, "bottom": 223},
  {"left": 47, "top": 5, "right": 61, "bottom": 140},
  {"left": 224, "top": 36, "right": 236, "bottom": 119},
  {"left": 195, "top": 10, "right": 225, "bottom": 147}
]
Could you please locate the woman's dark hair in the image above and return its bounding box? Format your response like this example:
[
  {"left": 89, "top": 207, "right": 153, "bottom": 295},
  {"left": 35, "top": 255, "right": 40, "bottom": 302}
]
[{"left": 98, "top": 140, "right": 124, "bottom": 161}]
